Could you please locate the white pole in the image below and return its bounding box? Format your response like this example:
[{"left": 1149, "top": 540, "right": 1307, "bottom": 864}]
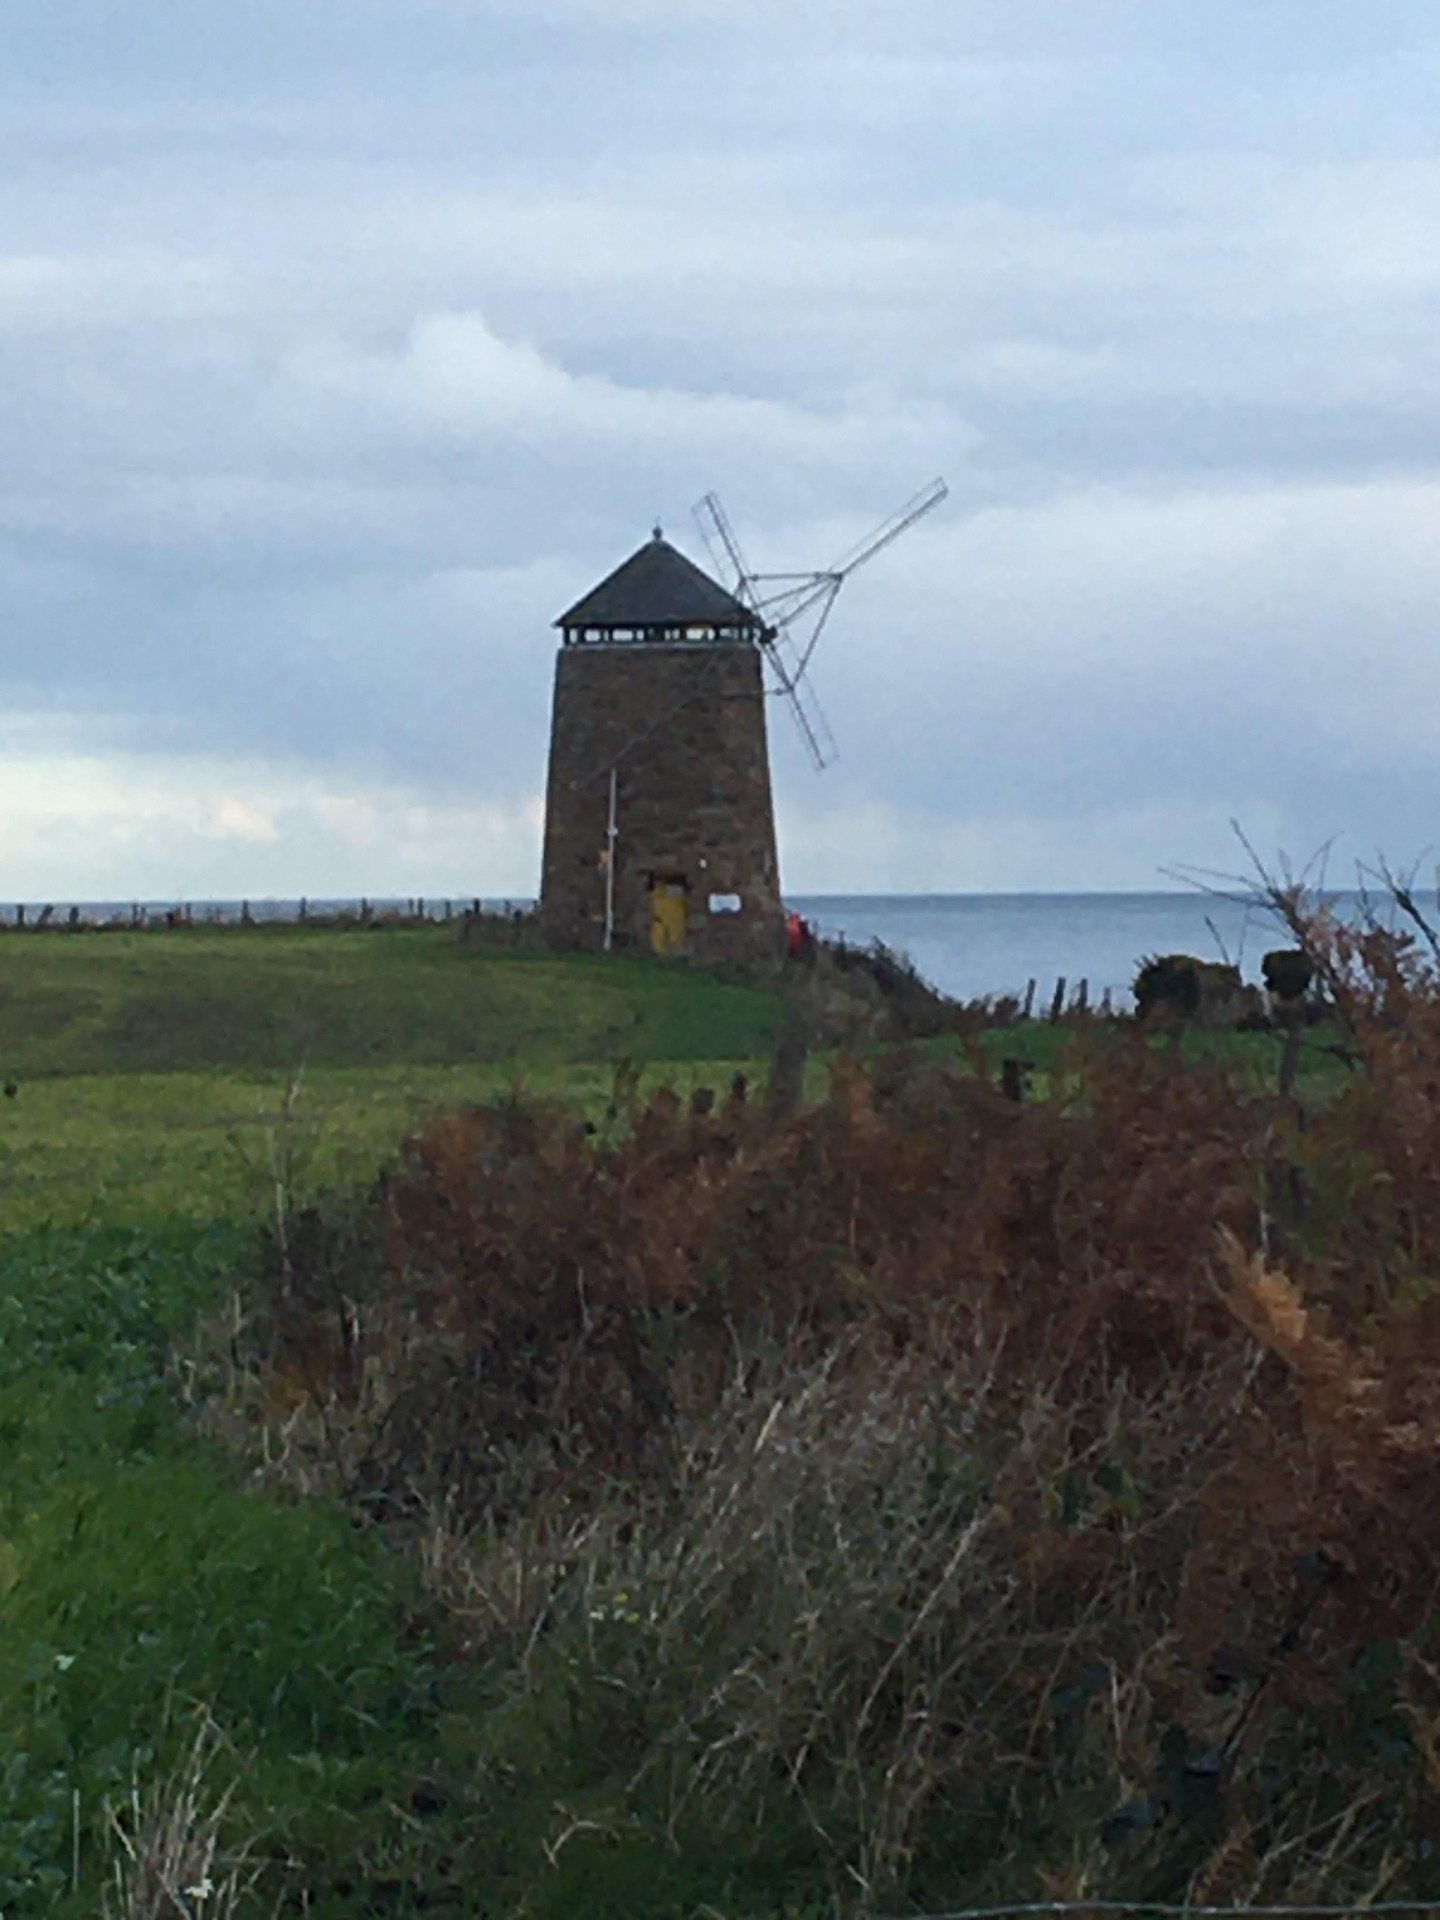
[{"left": 603, "top": 766, "right": 618, "bottom": 953}]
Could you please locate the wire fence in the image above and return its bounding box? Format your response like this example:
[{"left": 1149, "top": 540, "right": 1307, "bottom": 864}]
[{"left": 0, "top": 896, "right": 536, "bottom": 931}]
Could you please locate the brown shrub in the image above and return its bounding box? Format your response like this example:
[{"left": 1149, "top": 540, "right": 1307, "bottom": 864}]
[{"left": 288, "top": 1035, "right": 1269, "bottom": 1528}]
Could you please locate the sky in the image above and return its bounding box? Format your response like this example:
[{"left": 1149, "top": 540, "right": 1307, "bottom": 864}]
[{"left": 2, "top": 0, "right": 1440, "bottom": 898}]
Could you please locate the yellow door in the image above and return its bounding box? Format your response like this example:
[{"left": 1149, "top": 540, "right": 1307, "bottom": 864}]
[{"left": 649, "top": 878, "right": 689, "bottom": 954}]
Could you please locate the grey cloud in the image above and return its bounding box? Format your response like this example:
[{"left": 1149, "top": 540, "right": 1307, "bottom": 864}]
[{"left": 0, "top": 1, "right": 1438, "bottom": 890}]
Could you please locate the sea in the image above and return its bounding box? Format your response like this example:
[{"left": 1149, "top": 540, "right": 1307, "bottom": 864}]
[
  {"left": 43, "top": 887, "right": 1378, "bottom": 1008},
  {"left": 787, "top": 891, "right": 1334, "bottom": 1006}
]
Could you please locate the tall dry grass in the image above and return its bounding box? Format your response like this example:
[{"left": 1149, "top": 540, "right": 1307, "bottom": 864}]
[{"left": 101, "top": 1714, "right": 259, "bottom": 1920}]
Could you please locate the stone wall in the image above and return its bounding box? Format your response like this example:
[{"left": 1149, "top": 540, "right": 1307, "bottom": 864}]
[{"left": 538, "top": 642, "right": 784, "bottom": 961}]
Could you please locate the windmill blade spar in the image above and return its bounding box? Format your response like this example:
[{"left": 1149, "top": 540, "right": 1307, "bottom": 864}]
[
  {"left": 692, "top": 492, "right": 755, "bottom": 604},
  {"left": 779, "top": 662, "right": 837, "bottom": 771},
  {"left": 826, "top": 476, "right": 948, "bottom": 582}
]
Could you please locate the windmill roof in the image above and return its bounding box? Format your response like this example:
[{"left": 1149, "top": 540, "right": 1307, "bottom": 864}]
[{"left": 556, "top": 531, "right": 760, "bottom": 632}]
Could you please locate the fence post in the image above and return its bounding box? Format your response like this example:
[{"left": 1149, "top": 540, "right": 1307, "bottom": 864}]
[
  {"left": 765, "top": 993, "right": 809, "bottom": 1125},
  {"left": 1022, "top": 979, "right": 1036, "bottom": 1020},
  {"left": 1049, "top": 977, "right": 1067, "bottom": 1023}
]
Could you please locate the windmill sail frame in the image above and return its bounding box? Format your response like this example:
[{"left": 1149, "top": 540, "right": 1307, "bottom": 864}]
[{"left": 693, "top": 478, "right": 948, "bottom": 771}]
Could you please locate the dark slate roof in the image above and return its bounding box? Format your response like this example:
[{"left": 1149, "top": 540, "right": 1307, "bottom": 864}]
[{"left": 556, "top": 531, "right": 760, "bottom": 631}]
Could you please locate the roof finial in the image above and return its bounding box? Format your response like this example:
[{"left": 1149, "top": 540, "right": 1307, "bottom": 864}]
[{"left": 652, "top": 521, "right": 663, "bottom": 542}]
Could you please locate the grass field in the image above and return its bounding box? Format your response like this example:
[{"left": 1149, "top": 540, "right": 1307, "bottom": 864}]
[
  {"left": 0, "top": 925, "right": 789, "bottom": 1915},
  {"left": 0, "top": 926, "right": 784, "bottom": 1228},
  {"left": 0, "top": 924, "right": 782, "bottom": 1079},
  {"left": 0, "top": 925, "right": 1331, "bottom": 1231}
]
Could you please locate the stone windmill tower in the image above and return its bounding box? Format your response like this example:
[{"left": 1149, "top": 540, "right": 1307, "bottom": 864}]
[
  {"left": 537, "top": 483, "right": 948, "bottom": 961},
  {"left": 538, "top": 529, "right": 784, "bottom": 960}
]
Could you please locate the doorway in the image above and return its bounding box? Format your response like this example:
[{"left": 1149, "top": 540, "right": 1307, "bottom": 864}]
[{"left": 649, "top": 876, "right": 689, "bottom": 954}]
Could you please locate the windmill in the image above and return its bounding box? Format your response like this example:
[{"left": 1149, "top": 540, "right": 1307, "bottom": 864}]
[
  {"left": 537, "top": 479, "right": 949, "bottom": 961},
  {"left": 693, "top": 478, "right": 949, "bottom": 770}
]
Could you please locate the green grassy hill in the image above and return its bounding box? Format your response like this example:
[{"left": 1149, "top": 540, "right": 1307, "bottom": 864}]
[
  {"left": 0, "top": 927, "right": 783, "bottom": 1230},
  {"left": 0, "top": 925, "right": 781, "bottom": 1080}
]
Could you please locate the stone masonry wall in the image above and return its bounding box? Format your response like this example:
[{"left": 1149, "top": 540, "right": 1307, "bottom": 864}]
[{"left": 538, "top": 643, "right": 784, "bottom": 961}]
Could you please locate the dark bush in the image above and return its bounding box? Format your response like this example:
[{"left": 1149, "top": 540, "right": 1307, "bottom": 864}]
[{"left": 1263, "top": 945, "right": 1316, "bottom": 1002}]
